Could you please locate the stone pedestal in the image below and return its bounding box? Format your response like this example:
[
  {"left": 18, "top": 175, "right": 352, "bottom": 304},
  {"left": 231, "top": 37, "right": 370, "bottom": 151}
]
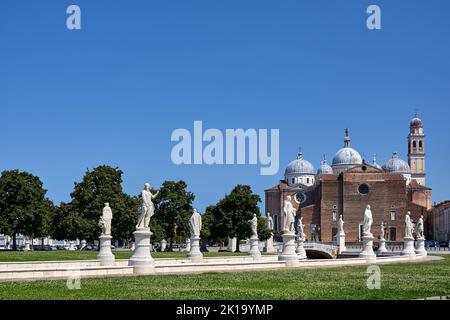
[
  {"left": 97, "top": 235, "right": 115, "bottom": 266},
  {"left": 227, "top": 237, "right": 237, "bottom": 252},
  {"left": 68, "top": 241, "right": 76, "bottom": 251},
  {"left": 401, "top": 236, "right": 416, "bottom": 257},
  {"left": 415, "top": 237, "right": 427, "bottom": 256},
  {"left": 23, "top": 239, "right": 31, "bottom": 251},
  {"left": 160, "top": 239, "right": 167, "bottom": 252},
  {"left": 377, "top": 238, "right": 388, "bottom": 255},
  {"left": 131, "top": 242, "right": 135, "bottom": 251},
  {"left": 185, "top": 238, "right": 191, "bottom": 252},
  {"left": 263, "top": 235, "right": 275, "bottom": 253},
  {"left": 337, "top": 233, "right": 346, "bottom": 254},
  {"left": 296, "top": 237, "right": 307, "bottom": 260},
  {"left": 248, "top": 236, "right": 261, "bottom": 259},
  {"left": 278, "top": 232, "right": 299, "bottom": 267},
  {"left": 188, "top": 237, "right": 203, "bottom": 263},
  {"left": 129, "top": 229, "right": 155, "bottom": 275},
  {"left": 359, "top": 235, "right": 376, "bottom": 259}
]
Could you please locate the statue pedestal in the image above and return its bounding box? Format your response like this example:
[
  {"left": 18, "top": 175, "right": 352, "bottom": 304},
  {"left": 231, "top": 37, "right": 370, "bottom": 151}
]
[
  {"left": 337, "top": 233, "right": 346, "bottom": 254},
  {"left": 278, "top": 232, "right": 299, "bottom": 267},
  {"left": 264, "top": 236, "right": 275, "bottom": 253},
  {"left": 227, "top": 237, "right": 237, "bottom": 252},
  {"left": 188, "top": 237, "right": 204, "bottom": 263},
  {"left": 296, "top": 237, "right": 307, "bottom": 260},
  {"left": 248, "top": 236, "right": 261, "bottom": 259},
  {"left": 129, "top": 229, "right": 155, "bottom": 274},
  {"left": 97, "top": 235, "right": 115, "bottom": 266},
  {"left": 185, "top": 238, "right": 191, "bottom": 252},
  {"left": 401, "top": 236, "right": 416, "bottom": 257},
  {"left": 415, "top": 237, "right": 427, "bottom": 256},
  {"left": 377, "top": 238, "right": 388, "bottom": 255},
  {"left": 24, "top": 240, "right": 31, "bottom": 251},
  {"left": 359, "top": 235, "right": 376, "bottom": 260},
  {"left": 68, "top": 241, "right": 76, "bottom": 251}
]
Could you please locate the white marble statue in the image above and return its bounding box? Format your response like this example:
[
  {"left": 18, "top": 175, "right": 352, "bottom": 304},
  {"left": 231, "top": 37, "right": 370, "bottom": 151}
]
[
  {"left": 380, "top": 223, "right": 385, "bottom": 241},
  {"left": 296, "top": 217, "right": 306, "bottom": 240},
  {"left": 136, "top": 183, "right": 159, "bottom": 230},
  {"left": 249, "top": 214, "right": 258, "bottom": 238},
  {"left": 362, "top": 205, "right": 373, "bottom": 237},
  {"left": 266, "top": 212, "right": 274, "bottom": 231},
  {"left": 189, "top": 208, "right": 202, "bottom": 238},
  {"left": 98, "top": 203, "right": 113, "bottom": 236},
  {"left": 405, "top": 211, "right": 414, "bottom": 238},
  {"left": 338, "top": 215, "right": 345, "bottom": 235},
  {"left": 283, "top": 196, "right": 295, "bottom": 233},
  {"left": 416, "top": 215, "right": 424, "bottom": 239}
]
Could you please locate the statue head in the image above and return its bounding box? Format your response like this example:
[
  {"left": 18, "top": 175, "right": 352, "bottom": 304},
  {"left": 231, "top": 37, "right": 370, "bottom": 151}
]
[
  {"left": 286, "top": 195, "right": 292, "bottom": 201},
  {"left": 366, "top": 204, "right": 371, "bottom": 210},
  {"left": 267, "top": 212, "right": 271, "bottom": 218},
  {"left": 406, "top": 211, "right": 411, "bottom": 216},
  {"left": 144, "top": 183, "right": 150, "bottom": 190},
  {"left": 104, "top": 202, "right": 109, "bottom": 207},
  {"left": 253, "top": 213, "right": 256, "bottom": 218}
]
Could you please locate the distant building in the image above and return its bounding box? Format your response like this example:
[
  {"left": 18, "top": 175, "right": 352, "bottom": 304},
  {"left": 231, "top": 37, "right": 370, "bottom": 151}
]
[
  {"left": 265, "top": 115, "right": 432, "bottom": 242},
  {"left": 429, "top": 201, "right": 450, "bottom": 241}
]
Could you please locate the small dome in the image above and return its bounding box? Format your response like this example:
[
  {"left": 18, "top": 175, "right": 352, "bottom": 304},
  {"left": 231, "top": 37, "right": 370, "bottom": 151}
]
[
  {"left": 383, "top": 152, "right": 410, "bottom": 173},
  {"left": 285, "top": 150, "right": 315, "bottom": 176},
  {"left": 317, "top": 156, "right": 333, "bottom": 174},
  {"left": 372, "top": 155, "right": 382, "bottom": 170},
  {"left": 410, "top": 113, "right": 423, "bottom": 127}
]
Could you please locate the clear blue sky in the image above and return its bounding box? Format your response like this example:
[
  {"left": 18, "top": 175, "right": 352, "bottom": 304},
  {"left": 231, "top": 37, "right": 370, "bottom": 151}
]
[{"left": 1, "top": 0, "right": 449, "bottom": 212}]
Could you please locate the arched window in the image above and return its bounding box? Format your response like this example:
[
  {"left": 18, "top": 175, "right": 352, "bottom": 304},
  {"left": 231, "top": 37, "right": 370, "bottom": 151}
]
[
  {"left": 419, "top": 141, "right": 423, "bottom": 149},
  {"left": 413, "top": 141, "right": 417, "bottom": 148},
  {"left": 307, "top": 178, "right": 310, "bottom": 184}
]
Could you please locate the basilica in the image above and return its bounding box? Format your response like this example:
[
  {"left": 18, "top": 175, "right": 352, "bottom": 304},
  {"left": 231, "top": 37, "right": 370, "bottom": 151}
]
[{"left": 265, "top": 115, "right": 432, "bottom": 243}]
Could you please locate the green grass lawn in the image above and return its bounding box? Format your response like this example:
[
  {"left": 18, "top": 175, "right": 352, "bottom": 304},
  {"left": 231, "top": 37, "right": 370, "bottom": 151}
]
[
  {"left": 0, "top": 254, "right": 448, "bottom": 300},
  {"left": 0, "top": 250, "right": 250, "bottom": 262}
]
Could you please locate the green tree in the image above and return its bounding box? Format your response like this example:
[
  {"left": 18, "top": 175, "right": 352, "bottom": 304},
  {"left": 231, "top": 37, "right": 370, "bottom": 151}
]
[
  {"left": 152, "top": 181, "right": 195, "bottom": 250},
  {"left": 51, "top": 166, "right": 139, "bottom": 243},
  {"left": 0, "top": 170, "right": 55, "bottom": 250},
  {"left": 208, "top": 184, "right": 269, "bottom": 251}
]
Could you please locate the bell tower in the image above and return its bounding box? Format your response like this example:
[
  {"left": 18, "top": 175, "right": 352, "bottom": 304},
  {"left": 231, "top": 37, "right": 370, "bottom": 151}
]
[{"left": 408, "top": 113, "right": 426, "bottom": 185}]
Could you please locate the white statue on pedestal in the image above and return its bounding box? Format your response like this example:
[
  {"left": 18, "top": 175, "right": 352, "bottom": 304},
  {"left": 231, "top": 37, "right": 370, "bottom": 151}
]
[
  {"left": 362, "top": 205, "right": 373, "bottom": 237},
  {"left": 136, "top": 183, "right": 159, "bottom": 230},
  {"left": 416, "top": 215, "right": 424, "bottom": 239},
  {"left": 283, "top": 196, "right": 295, "bottom": 233},
  {"left": 405, "top": 211, "right": 414, "bottom": 238},
  {"left": 338, "top": 215, "right": 345, "bottom": 235},
  {"left": 266, "top": 212, "right": 273, "bottom": 231},
  {"left": 98, "top": 203, "right": 113, "bottom": 236},
  {"left": 380, "top": 223, "right": 385, "bottom": 241},
  {"left": 296, "top": 217, "right": 306, "bottom": 240},
  {"left": 189, "top": 208, "right": 202, "bottom": 238},
  {"left": 249, "top": 214, "right": 258, "bottom": 238}
]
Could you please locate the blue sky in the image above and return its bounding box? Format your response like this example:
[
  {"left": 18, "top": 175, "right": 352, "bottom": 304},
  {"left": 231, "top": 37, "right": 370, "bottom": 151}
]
[{"left": 1, "top": 0, "right": 449, "bottom": 211}]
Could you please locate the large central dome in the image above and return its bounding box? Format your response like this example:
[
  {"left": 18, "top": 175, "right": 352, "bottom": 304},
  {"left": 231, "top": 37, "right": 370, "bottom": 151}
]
[{"left": 332, "top": 129, "right": 363, "bottom": 174}]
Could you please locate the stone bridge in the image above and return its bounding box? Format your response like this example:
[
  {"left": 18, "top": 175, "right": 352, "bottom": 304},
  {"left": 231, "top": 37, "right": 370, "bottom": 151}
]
[{"left": 303, "top": 242, "right": 338, "bottom": 259}]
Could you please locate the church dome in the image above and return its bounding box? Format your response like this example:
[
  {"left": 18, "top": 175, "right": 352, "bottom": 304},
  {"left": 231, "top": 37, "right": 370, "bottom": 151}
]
[
  {"left": 383, "top": 152, "right": 410, "bottom": 173},
  {"left": 317, "top": 156, "right": 333, "bottom": 174},
  {"left": 371, "top": 155, "right": 382, "bottom": 170},
  {"left": 285, "top": 150, "right": 315, "bottom": 176},
  {"left": 332, "top": 129, "right": 362, "bottom": 166},
  {"left": 410, "top": 115, "right": 423, "bottom": 127}
]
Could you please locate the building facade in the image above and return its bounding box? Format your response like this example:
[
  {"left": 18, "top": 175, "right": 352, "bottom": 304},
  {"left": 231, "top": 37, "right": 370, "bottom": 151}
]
[
  {"left": 429, "top": 201, "right": 450, "bottom": 242},
  {"left": 265, "top": 115, "right": 432, "bottom": 243}
]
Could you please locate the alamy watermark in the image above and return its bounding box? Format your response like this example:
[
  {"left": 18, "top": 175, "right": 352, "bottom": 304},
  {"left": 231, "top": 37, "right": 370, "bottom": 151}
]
[
  {"left": 366, "top": 265, "right": 381, "bottom": 290},
  {"left": 171, "top": 121, "right": 279, "bottom": 175},
  {"left": 66, "top": 267, "right": 81, "bottom": 290}
]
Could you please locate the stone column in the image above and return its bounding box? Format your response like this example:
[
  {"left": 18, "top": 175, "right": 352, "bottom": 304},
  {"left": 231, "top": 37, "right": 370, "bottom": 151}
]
[
  {"left": 401, "top": 236, "right": 416, "bottom": 257},
  {"left": 337, "top": 232, "right": 346, "bottom": 254},
  {"left": 296, "top": 237, "right": 307, "bottom": 260},
  {"left": 97, "top": 235, "right": 115, "bottom": 266},
  {"left": 227, "top": 237, "right": 237, "bottom": 252},
  {"left": 68, "top": 241, "right": 76, "bottom": 251},
  {"left": 248, "top": 236, "right": 261, "bottom": 259},
  {"left": 278, "top": 232, "right": 299, "bottom": 267},
  {"left": 188, "top": 236, "right": 204, "bottom": 263},
  {"left": 415, "top": 237, "right": 427, "bottom": 256},
  {"left": 129, "top": 229, "right": 155, "bottom": 274},
  {"left": 264, "top": 234, "right": 275, "bottom": 253},
  {"left": 24, "top": 239, "right": 31, "bottom": 251},
  {"left": 359, "top": 235, "right": 377, "bottom": 260},
  {"left": 185, "top": 238, "right": 191, "bottom": 252}
]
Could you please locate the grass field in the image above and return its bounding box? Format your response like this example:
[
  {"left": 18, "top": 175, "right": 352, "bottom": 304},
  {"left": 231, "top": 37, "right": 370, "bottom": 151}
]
[
  {"left": 0, "top": 250, "right": 249, "bottom": 262},
  {"left": 0, "top": 253, "right": 448, "bottom": 300}
]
